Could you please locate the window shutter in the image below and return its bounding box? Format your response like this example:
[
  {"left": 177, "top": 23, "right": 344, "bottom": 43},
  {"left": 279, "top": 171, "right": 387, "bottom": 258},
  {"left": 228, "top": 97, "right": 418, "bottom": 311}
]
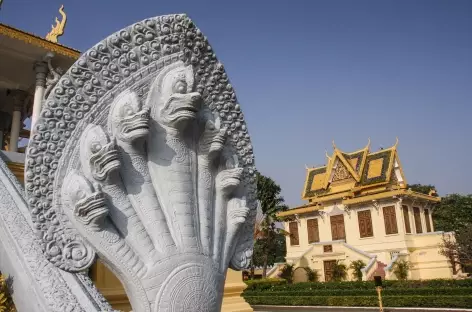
[
  {"left": 383, "top": 206, "right": 398, "bottom": 235},
  {"left": 402, "top": 205, "right": 411, "bottom": 233},
  {"left": 289, "top": 221, "right": 299, "bottom": 245},
  {"left": 424, "top": 209, "right": 432, "bottom": 232},
  {"left": 330, "top": 215, "right": 346, "bottom": 240},
  {"left": 413, "top": 207, "right": 422, "bottom": 234},
  {"left": 358, "top": 210, "right": 373, "bottom": 238},
  {"left": 307, "top": 219, "right": 320, "bottom": 243}
]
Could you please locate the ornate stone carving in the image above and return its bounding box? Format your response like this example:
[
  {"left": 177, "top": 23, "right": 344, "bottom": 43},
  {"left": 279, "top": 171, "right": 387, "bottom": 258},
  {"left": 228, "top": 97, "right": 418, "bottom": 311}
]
[
  {"left": 45, "top": 58, "right": 64, "bottom": 99},
  {"left": 0, "top": 155, "right": 114, "bottom": 312},
  {"left": 332, "top": 161, "right": 351, "bottom": 182},
  {"left": 25, "top": 14, "right": 256, "bottom": 312}
]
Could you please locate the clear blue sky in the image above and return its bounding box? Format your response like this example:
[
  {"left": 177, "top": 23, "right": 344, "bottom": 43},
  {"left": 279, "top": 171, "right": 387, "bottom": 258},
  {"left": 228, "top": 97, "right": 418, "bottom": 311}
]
[{"left": 2, "top": 0, "right": 471, "bottom": 206}]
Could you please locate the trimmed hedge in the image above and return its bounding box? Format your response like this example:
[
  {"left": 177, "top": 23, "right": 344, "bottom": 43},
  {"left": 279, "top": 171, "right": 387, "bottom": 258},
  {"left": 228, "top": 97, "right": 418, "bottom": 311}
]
[
  {"left": 244, "top": 278, "right": 287, "bottom": 290},
  {"left": 244, "top": 278, "right": 472, "bottom": 292},
  {"left": 245, "top": 295, "right": 472, "bottom": 309},
  {"left": 245, "top": 287, "right": 472, "bottom": 297}
]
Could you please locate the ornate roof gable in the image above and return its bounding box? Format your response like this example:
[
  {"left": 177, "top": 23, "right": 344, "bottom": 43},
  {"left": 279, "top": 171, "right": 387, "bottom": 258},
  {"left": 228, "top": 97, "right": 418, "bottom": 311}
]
[
  {"left": 360, "top": 138, "right": 401, "bottom": 186},
  {"left": 301, "top": 139, "right": 407, "bottom": 200},
  {"left": 302, "top": 166, "right": 329, "bottom": 199}
]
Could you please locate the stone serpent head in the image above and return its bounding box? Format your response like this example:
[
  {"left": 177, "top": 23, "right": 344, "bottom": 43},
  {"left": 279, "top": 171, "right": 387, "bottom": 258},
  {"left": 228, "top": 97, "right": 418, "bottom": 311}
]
[
  {"left": 108, "top": 90, "right": 150, "bottom": 142},
  {"left": 147, "top": 61, "right": 202, "bottom": 130},
  {"left": 79, "top": 124, "right": 120, "bottom": 181},
  {"left": 62, "top": 170, "right": 108, "bottom": 231}
]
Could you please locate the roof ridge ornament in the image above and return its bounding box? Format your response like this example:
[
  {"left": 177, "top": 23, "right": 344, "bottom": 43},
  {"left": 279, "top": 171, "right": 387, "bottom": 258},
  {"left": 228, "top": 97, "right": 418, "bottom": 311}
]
[
  {"left": 325, "top": 150, "right": 332, "bottom": 161},
  {"left": 45, "top": 4, "right": 67, "bottom": 43},
  {"left": 394, "top": 137, "right": 399, "bottom": 148}
]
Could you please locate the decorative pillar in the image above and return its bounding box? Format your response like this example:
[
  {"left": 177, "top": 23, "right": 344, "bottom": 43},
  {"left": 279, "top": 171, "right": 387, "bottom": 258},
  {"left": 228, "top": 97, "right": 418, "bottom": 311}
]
[
  {"left": 9, "top": 91, "right": 27, "bottom": 153},
  {"left": 32, "top": 61, "right": 48, "bottom": 132},
  {"left": 221, "top": 269, "right": 253, "bottom": 312}
]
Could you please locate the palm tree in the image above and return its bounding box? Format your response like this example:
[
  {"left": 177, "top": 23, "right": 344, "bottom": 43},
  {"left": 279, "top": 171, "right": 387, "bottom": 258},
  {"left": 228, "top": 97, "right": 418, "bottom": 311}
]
[
  {"left": 253, "top": 172, "right": 289, "bottom": 278},
  {"left": 332, "top": 260, "right": 348, "bottom": 282},
  {"left": 350, "top": 260, "right": 366, "bottom": 281}
]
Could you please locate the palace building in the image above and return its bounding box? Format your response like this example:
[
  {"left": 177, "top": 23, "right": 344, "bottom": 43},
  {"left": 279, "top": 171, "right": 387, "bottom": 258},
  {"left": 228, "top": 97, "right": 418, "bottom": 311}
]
[
  {"left": 277, "top": 140, "right": 458, "bottom": 282},
  {"left": 0, "top": 6, "right": 251, "bottom": 312}
]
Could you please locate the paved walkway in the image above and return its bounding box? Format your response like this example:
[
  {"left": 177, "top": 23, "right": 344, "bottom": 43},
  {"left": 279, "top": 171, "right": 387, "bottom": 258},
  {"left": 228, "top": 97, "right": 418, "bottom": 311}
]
[{"left": 252, "top": 305, "right": 472, "bottom": 312}]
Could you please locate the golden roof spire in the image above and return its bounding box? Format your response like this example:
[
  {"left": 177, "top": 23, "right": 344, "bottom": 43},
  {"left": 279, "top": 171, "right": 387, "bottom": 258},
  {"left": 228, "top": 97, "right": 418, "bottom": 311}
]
[
  {"left": 46, "top": 5, "right": 67, "bottom": 43},
  {"left": 332, "top": 140, "right": 337, "bottom": 150},
  {"left": 394, "top": 137, "right": 399, "bottom": 148}
]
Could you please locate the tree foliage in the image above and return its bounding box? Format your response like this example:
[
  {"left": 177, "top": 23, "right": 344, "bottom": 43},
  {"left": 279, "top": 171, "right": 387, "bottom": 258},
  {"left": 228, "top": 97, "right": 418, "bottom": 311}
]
[
  {"left": 393, "top": 260, "right": 411, "bottom": 281},
  {"left": 252, "top": 171, "right": 289, "bottom": 278},
  {"left": 440, "top": 229, "right": 472, "bottom": 273},
  {"left": 407, "top": 184, "right": 437, "bottom": 196},
  {"left": 434, "top": 194, "right": 472, "bottom": 232},
  {"left": 0, "top": 273, "right": 14, "bottom": 312},
  {"left": 256, "top": 171, "right": 288, "bottom": 217},
  {"left": 304, "top": 267, "right": 319, "bottom": 282},
  {"left": 349, "top": 260, "right": 366, "bottom": 281},
  {"left": 279, "top": 264, "right": 295, "bottom": 284},
  {"left": 332, "top": 260, "right": 348, "bottom": 282},
  {"left": 252, "top": 233, "right": 286, "bottom": 267}
]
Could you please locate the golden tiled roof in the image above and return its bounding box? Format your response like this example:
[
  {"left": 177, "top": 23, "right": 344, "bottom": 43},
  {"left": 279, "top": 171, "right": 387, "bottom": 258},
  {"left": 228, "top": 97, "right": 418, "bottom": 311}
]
[
  {"left": 302, "top": 139, "right": 407, "bottom": 201},
  {"left": 0, "top": 23, "right": 80, "bottom": 59}
]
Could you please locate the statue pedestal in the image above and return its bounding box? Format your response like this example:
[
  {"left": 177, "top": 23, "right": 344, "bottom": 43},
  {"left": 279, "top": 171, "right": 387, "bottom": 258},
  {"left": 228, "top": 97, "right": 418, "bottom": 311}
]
[
  {"left": 92, "top": 261, "right": 253, "bottom": 312},
  {"left": 221, "top": 269, "right": 253, "bottom": 312}
]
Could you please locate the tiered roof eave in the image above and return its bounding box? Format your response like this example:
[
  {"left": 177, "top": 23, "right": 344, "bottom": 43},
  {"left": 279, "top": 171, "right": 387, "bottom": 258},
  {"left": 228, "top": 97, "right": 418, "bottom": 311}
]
[
  {"left": 0, "top": 23, "right": 80, "bottom": 59},
  {"left": 295, "top": 139, "right": 428, "bottom": 216}
]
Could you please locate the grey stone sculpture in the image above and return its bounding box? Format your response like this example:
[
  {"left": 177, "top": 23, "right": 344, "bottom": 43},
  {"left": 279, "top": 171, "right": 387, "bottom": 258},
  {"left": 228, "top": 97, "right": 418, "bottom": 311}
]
[
  {"left": 0, "top": 154, "right": 115, "bottom": 312},
  {"left": 25, "top": 14, "right": 256, "bottom": 312}
]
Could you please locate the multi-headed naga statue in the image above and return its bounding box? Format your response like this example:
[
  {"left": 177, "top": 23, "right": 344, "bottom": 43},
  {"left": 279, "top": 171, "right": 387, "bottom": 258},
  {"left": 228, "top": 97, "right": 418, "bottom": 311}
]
[{"left": 25, "top": 14, "right": 256, "bottom": 312}]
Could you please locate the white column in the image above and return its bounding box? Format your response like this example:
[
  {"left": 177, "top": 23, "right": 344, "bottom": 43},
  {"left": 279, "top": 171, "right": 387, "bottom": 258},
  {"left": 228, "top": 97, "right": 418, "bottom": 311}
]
[
  {"left": 9, "top": 111, "right": 21, "bottom": 152},
  {"left": 9, "top": 91, "right": 27, "bottom": 153},
  {"left": 31, "top": 61, "right": 48, "bottom": 133}
]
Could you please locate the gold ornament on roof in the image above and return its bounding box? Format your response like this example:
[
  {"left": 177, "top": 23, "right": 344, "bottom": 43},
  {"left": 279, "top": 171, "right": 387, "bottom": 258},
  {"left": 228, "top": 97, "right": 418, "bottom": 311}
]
[{"left": 46, "top": 5, "right": 67, "bottom": 43}]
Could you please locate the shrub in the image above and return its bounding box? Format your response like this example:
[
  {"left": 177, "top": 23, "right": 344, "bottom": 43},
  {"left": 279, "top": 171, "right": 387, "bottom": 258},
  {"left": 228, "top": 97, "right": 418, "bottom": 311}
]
[
  {"left": 0, "top": 273, "right": 14, "bottom": 312},
  {"left": 332, "top": 260, "right": 348, "bottom": 282},
  {"left": 393, "top": 260, "right": 411, "bottom": 281},
  {"left": 244, "top": 278, "right": 286, "bottom": 291},
  {"left": 243, "top": 278, "right": 472, "bottom": 292},
  {"left": 304, "top": 267, "right": 319, "bottom": 282},
  {"left": 244, "top": 295, "right": 472, "bottom": 308},
  {"left": 349, "top": 260, "right": 366, "bottom": 281},
  {"left": 279, "top": 264, "right": 295, "bottom": 284},
  {"left": 244, "top": 287, "right": 472, "bottom": 297}
]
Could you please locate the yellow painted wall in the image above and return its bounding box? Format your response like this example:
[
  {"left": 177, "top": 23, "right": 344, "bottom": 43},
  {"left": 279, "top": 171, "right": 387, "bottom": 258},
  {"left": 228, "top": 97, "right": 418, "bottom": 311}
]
[{"left": 285, "top": 199, "right": 453, "bottom": 281}]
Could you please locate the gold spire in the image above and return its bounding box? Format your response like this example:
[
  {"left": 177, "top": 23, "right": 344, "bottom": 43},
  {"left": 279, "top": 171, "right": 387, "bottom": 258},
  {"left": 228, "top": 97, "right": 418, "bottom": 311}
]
[
  {"left": 46, "top": 5, "right": 67, "bottom": 43},
  {"left": 394, "top": 137, "right": 399, "bottom": 148}
]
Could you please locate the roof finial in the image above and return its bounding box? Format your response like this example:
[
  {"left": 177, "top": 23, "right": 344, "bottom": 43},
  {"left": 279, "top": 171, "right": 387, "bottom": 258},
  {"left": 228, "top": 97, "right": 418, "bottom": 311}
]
[
  {"left": 325, "top": 150, "right": 332, "bottom": 160},
  {"left": 366, "top": 137, "right": 371, "bottom": 150},
  {"left": 332, "top": 140, "right": 337, "bottom": 150},
  {"left": 46, "top": 5, "right": 67, "bottom": 43},
  {"left": 394, "top": 137, "right": 399, "bottom": 148}
]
